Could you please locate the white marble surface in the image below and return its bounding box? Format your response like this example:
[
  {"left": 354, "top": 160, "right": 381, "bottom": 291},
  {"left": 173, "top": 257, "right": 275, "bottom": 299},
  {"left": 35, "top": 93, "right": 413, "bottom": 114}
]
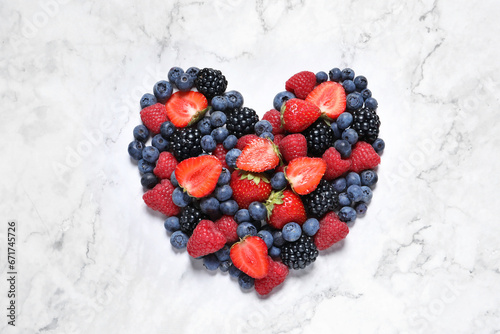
[{"left": 1, "top": 0, "right": 500, "bottom": 333}]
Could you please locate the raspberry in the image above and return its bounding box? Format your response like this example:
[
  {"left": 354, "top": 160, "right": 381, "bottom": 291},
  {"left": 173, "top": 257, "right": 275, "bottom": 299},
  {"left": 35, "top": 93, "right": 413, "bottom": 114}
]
[
  {"left": 140, "top": 103, "right": 168, "bottom": 135},
  {"left": 142, "top": 179, "right": 180, "bottom": 217},
  {"left": 349, "top": 141, "right": 381, "bottom": 173},
  {"left": 213, "top": 143, "right": 229, "bottom": 169},
  {"left": 279, "top": 134, "right": 307, "bottom": 163},
  {"left": 262, "top": 109, "right": 284, "bottom": 135},
  {"left": 236, "top": 134, "right": 259, "bottom": 151},
  {"left": 255, "top": 258, "right": 289, "bottom": 296},
  {"left": 187, "top": 220, "right": 226, "bottom": 258},
  {"left": 273, "top": 134, "right": 285, "bottom": 149},
  {"left": 153, "top": 152, "right": 178, "bottom": 179},
  {"left": 285, "top": 71, "right": 317, "bottom": 100},
  {"left": 214, "top": 215, "right": 239, "bottom": 244},
  {"left": 314, "top": 211, "right": 349, "bottom": 251},
  {"left": 322, "top": 147, "right": 351, "bottom": 180}
]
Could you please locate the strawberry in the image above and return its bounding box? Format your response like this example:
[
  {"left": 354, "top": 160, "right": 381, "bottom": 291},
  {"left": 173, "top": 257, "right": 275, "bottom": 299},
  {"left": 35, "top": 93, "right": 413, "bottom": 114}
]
[
  {"left": 140, "top": 103, "right": 169, "bottom": 134},
  {"left": 349, "top": 141, "right": 381, "bottom": 173},
  {"left": 281, "top": 99, "right": 321, "bottom": 133},
  {"left": 266, "top": 190, "right": 306, "bottom": 229},
  {"left": 175, "top": 155, "right": 222, "bottom": 198},
  {"left": 236, "top": 137, "right": 280, "bottom": 173},
  {"left": 273, "top": 134, "right": 285, "bottom": 149},
  {"left": 213, "top": 143, "right": 229, "bottom": 169},
  {"left": 230, "top": 171, "right": 272, "bottom": 209},
  {"left": 187, "top": 220, "right": 226, "bottom": 258},
  {"left": 306, "top": 81, "right": 346, "bottom": 120},
  {"left": 230, "top": 236, "right": 270, "bottom": 279},
  {"left": 214, "top": 215, "right": 239, "bottom": 244},
  {"left": 322, "top": 147, "right": 351, "bottom": 180},
  {"left": 314, "top": 211, "right": 349, "bottom": 251},
  {"left": 153, "top": 151, "right": 178, "bottom": 179},
  {"left": 142, "top": 179, "right": 180, "bottom": 216},
  {"left": 165, "top": 91, "right": 209, "bottom": 128},
  {"left": 279, "top": 134, "right": 307, "bottom": 163},
  {"left": 285, "top": 157, "right": 326, "bottom": 195},
  {"left": 236, "top": 134, "right": 260, "bottom": 151},
  {"left": 255, "top": 258, "right": 289, "bottom": 296},
  {"left": 262, "top": 109, "right": 285, "bottom": 135},
  {"left": 285, "top": 71, "right": 317, "bottom": 100}
]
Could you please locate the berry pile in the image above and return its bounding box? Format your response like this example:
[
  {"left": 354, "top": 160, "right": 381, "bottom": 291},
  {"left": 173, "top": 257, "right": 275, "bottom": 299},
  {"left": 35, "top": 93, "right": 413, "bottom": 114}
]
[{"left": 128, "top": 66, "right": 384, "bottom": 296}]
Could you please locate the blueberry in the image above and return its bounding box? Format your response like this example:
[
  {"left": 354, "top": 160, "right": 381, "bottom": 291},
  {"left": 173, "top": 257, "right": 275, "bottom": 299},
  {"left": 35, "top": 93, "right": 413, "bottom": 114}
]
[
  {"left": 346, "top": 92, "right": 364, "bottom": 110},
  {"left": 211, "top": 127, "right": 229, "bottom": 143},
  {"left": 347, "top": 185, "right": 363, "bottom": 203},
  {"left": 237, "top": 222, "right": 257, "bottom": 238},
  {"left": 353, "top": 76, "right": 368, "bottom": 91},
  {"left": 257, "top": 230, "right": 274, "bottom": 249},
  {"left": 140, "top": 93, "right": 157, "bottom": 109},
  {"left": 211, "top": 95, "right": 228, "bottom": 112},
  {"left": 197, "top": 117, "right": 212, "bottom": 136},
  {"left": 341, "top": 68, "right": 355, "bottom": 81},
  {"left": 215, "top": 245, "right": 231, "bottom": 261},
  {"left": 152, "top": 134, "right": 170, "bottom": 152},
  {"left": 133, "top": 125, "right": 149, "bottom": 142},
  {"left": 172, "top": 187, "right": 192, "bottom": 207},
  {"left": 168, "top": 67, "right": 184, "bottom": 83},
  {"left": 229, "top": 264, "right": 242, "bottom": 278},
  {"left": 338, "top": 206, "right": 357, "bottom": 223},
  {"left": 303, "top": 218, "right": 320, "bottom": 237},
  {"left": 203, "top": 254, "right": 220, "bottom": 271},
  {"left": 365, "top": 97, "right": 378, "bottom": 110},
  {"left": 170, "top": 230, "right": 189, "bottom": 249},
  {"left": 224, "top": 90, "right": 244, "bottom": 109},
  {"left": 234, "top": 209, "right": 251, "bottom": 223},
  {"left": 360, "top": 186, "right": 373, "bottom": 203},
  {"left": 220, "top": 200, "right": 238, "bottom": 216},
  {"left": 223, "top": 135, "right": 238, "bottom": 150},
  {"left": 238, "top": 273, "right": 255, "bottom": 289},
  {"left": 346, "top": 173, "right": 360, "bottom": 188},
  {"left": 175, "top": 73, "right": 195, "bottom": 91},
  {"left": 185, "top": 67, "right": 200, "bottom": 80},
  {"left": 200, "top": 197, "right": 220, "bottom": 215},
  {"left": 153, "top": 80, "right": 173, "bottom": 104},
  {"left": 160, "top": 121, "right": 176, "bottom": 139},
  {"left": 360, "top": 170, "right": 378, "bottom": 187},
  {"left": 225, "top": 148, "right": 241, "bottom": 168},
  {"left": 248, "top": 202, "right": 267, "bottom": 221},
  {"left": 273, "top": 91, "right": 295, "bottom": 111},
  {"left": 142, "top": 146, "right": 160, "bottom": 163},
  {"left": 334, "top": 139, "right": 352, "bottom": 158},
  {"left": 336, "top": 112, "right": 353, "bottom": 130},
  {"left": 128, "top": 140, "right": 145, "bottom": 160},
  {"left": 332, "top": 177, "right": 347, "bottom": 192},
  {"left": 282, "top": 222, "right": 302, "bottom": 242},
  {"left": 215, "top": 185, "right": 233, "bottom": 202},
  {"left": 329, "top": 68, "right": 342, "bottom": 82},
  {"left": 273, "top": 231, "right": 285, "bottom": 247},
  {"left": 254, "top": 120, "right": 273, "bottom": 135},
  {"left": 209, "top": 112, "right": 226, "bottom": 128},
  {"left": 269, "top": 246, "right": 281, "bottom": 258},
  {"left": 338, "top": 192, "right": 351, "bottom": 207},
  {"left": 138, "top": 159, "right": 154, "bottom": 174},
  {"left": 164, "top": 216, "right": 180, "bottom": 233},
  {"left": 170, "top": 170, "right": 179, "bottom": 187},
  {"left": 330, "top": 122, "right": 342, "bottom": 139},
  {"left": 217, "top": 168, "right": 231, "bottom": 186},
  {"left": 316, "top": 71, "right": 328, "bottom": 84},
  {"left": 372, "top": 138, "right": 385, "bottom": 153},
  {"left": 271, "top": 172, "right": 287, "bottom": 190},
  {"left": 219, "top": 260, "right": 232, "bottom": 272},
  {"left": 355, "top": 203, "right": 368, "bottom": 216},
  {"left": 342, "top": 80, "right": 356, "bottom": 93},
  {"left": 259, "top": 132, "right": 274, "bottom": 141},
  {"left": 361, "top": 89, "right": 372, "bottom": 100},
  {"left": 201, "top": 135, "right": 217, "bottom": 152},
  {"left": 341, "top": 129, "right": 358, "bottom": 145},
  {"left": 141, "top": 173, "right": 159, "bottom": 189}
]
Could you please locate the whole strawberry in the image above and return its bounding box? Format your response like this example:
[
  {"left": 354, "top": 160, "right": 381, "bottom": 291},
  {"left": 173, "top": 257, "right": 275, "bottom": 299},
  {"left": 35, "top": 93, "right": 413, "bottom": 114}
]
[
  {"left": 279, "top": 134, "right": 307, "bottom": 163},
  {"left": 285, "top": 71, "right": 317, "bottom": 100},
  {"left": 281, "top": 99, "right": 321, "bottom": 133},
  {"left": 314, "top": 211, "right": 349, "bottom": 250},
  {"left": 140, "top": 103, "right": 169, "bottom": 134},
  {"left": 262, "top": 109, "right": 285, "bottom": 135},
  {"left": 255, "top": 258, "right": 289, "bottom": 296},
  {"left": 230, "top": 171, "right": 272, "bottom": 209},
  {"left": 266, "top": 189, "right": 306, "bottom": 229},
  {"left": 322, "top": 147, "right": 351, "bottom": 180},
  {"left": 142, "top": 179, "right": 180, "bottom": 216},
  {"left": 154, "top": 151, "right": 178, "bottom": 179},
  {"left": 187, "top": 220, "right": 226, "bottom": 258},
  {"left": 349, "top": 141, "right": 381, "bottom": 173}
]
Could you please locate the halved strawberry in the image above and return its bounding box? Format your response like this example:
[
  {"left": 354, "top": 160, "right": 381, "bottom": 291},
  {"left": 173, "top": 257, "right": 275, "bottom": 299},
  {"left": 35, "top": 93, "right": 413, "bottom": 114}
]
[
  {"left": 230, "top": 236, "right": 270, "bottom": 279},
  {"left": 306, "top": 81, "right": 346, "bottom": 120},
  {"left": 285, "top": 157, "right": 326, "bottom": 195},
  {"left": 236, "top": 137, "right": 280, "bottom": 173},
  {"left": 165, "top": 91, "right": 209, "bottom": 128},
  {"left": 175, "top": 155, "right": 222, "bottom": 198}
]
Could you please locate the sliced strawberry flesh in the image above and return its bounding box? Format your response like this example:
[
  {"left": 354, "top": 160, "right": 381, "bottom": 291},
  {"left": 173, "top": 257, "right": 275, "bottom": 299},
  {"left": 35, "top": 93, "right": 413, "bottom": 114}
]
[
  {"left": 165, "top": 91, "right": 208, "bottom": 128},
  {"left": 285, "top": 157, "right": 326, "bottom": 195},
  {"left": 230, "top": 236, "right": 269, "bottom": 279},
  {"left": 236, "top": 138, "right": 280, "bottom": 173},
  {"left": 175, "top": 155, "right": 222, "bottom": 198},
  {"left": 306, "top": 81, "right": 346, "bottom": 120}
]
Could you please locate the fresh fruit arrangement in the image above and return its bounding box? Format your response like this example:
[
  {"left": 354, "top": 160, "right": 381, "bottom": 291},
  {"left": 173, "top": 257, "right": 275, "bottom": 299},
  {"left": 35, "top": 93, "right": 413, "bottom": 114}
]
[{"left": 127, "top": 66, "right": 384, "bottom": 296}]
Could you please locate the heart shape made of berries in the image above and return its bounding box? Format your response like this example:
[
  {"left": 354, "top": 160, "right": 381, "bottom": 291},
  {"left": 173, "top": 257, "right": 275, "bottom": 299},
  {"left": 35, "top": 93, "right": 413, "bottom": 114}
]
[{"left": 127, "top": 67, "right": 384, "bottom": 296}]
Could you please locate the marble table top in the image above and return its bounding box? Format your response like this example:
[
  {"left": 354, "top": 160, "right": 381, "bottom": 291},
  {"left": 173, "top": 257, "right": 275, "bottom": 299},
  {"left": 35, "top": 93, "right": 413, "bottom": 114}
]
[{"left": 1, "top": 0, "right": 499, "bottom": 333}]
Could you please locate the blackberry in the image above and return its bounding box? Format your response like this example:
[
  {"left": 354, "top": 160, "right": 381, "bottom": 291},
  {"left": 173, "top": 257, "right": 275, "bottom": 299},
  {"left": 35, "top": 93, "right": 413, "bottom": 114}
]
[
  {"left": 280, "top": 235, "right": 319, "bottom": 270},
  {"left": 179, "top": 206, "right": 207, "bottom": 235},
  {"left": 226, "top": 107, "right": 259, "bottom": 138},
  {"left": 195, "top": 68, "right": 228, "bottom": 100},
  {"left": 351, "top": 107, "right": 380, "bottom": 144},
  {"left": 303, "top": 120, "right": 335, "bottom": 156},
  {"left": 171, "top": 127, "right": 202, "bottom": 161},
  {"left": 302, "top": 180, "right": 340, "bottom": 218}
]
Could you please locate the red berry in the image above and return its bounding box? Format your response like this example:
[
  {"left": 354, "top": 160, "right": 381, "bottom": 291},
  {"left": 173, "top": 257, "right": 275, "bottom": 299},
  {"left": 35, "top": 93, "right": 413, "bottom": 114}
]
[
  {"left": 322, "top": 147, "right": 351, "bottom": 180},
  {"left": 273, "top": 134, "right": 285, "bottom": 149},
  {"left": 255, "top": 258, "right": 289, "bottom": 296},
  {"left": 230, "top": 236, "right": 270, "bottom": 279},
  {"left": 187, "top": 220, "right": 226, "bottom": 258},
  {"left": 314, "top": 211, "right": 349, "bottom": 251},
  {"left": 236, "top": 134, "right": 260, "bottom": 151},
  {"left": 214, "top": 215, "right": 239, "bottom": 244},
  {"left": 175, "top": 155, "right": 222, "bottom": 198},
  {"left": 281, "top": 99, "right": 321, "bottom": 133},
  {"left": 213, "top": 143, "right": 229, "bottom": 169},
  {"left": 306, "top": 81, "right": 346, "bottom": 120},
  {"left": 142, "top": 179, "right": 180, "bottom": 216},
  {"left": 349, "top": 141, "right": 381, "bottom": 173},
  {"left": 230, "top": 171, "right": 272, "bottom": 209},
  {"left": 153, "top": 151, "right": 178, "bottom": 179},
  {"left": 285, "top": 157, "right": 326, "bottom": 195},
  {"left": 140, "top": 103, "right": 169, "bottom": 135},
  {"left": 266, "top": 190, "right": 306, "bottom": 229},
  {"left": 279, "top": 134, "right": 307, "bottom": 163},
  {"left": 165, "top": 91, "right": 208, "bottom": 128},
  {"left": 236, "top": 137, "right": 280, "bottom": 173},
  {"left": 285, "top": 71, "right": 317, "bottom": 100},
  {"left": 262, "top": 109, "right": 285, "bottom": 135}
]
